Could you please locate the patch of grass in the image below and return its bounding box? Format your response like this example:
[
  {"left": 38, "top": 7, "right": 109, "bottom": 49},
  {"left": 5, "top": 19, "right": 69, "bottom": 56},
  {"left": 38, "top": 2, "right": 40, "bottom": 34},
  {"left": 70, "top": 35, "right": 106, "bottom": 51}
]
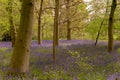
[
  {"left": 68, "top": 50, "right": 93, "bottom": 71},
  {"left": 78, "top": 71, "right": 107, "bottom": 80},
  {"left": 0, "top": 48, "right": 9, "bottom": 53},
  {"left": 0, "top": 51, "right": 12, "bottom": 67},
  {"left": 31, "top": 68, "right": 74, "bottom": 80},
  {"left": 117, "top": 48, "right": 120, "bottom": 53},
  {"left": 113, "top": 61, "right": 120, "bottom": 72},
  {"left": 35, "top": 48, "right": 51, "bottom": 53}
]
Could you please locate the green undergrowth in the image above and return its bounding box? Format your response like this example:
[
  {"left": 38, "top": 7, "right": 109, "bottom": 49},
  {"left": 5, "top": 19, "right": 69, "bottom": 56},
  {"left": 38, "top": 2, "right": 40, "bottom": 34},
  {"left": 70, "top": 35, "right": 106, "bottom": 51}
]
[
  {"left": 36, "top": 47, "right": 52, "bottom": 53},
  {"left": 0, "top": 48, "right": 9, "bottom": 53},
  {"left": 31, "top": 69, "right": 73, "bottom": 80},
  {"left": 0, "top": 46, "right": 120, "bottom": 80},
  {"left": 117, "top": 48, "right": 120, "bottom": 53}
]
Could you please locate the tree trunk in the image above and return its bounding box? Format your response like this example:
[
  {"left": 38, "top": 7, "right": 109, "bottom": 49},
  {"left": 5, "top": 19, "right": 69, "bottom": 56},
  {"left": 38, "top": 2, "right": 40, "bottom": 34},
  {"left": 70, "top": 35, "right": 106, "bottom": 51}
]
[
  {"left": 8, "top": 0, "right": 16, "bottom": 47},
  {"left": 67, "top": 21, "right": 71, "bottom": 40},
  {"left": 53, "top": 0, "right": 59, "bottom": 64},
  {"left": 10, "top": 0, "right": 35, "bottom": 73},
  {"left": 108, "top": 0, "right": 117, "bottom": 52},
  {"left": 95, "top": 0, "right": 109, "bottom": 46},
  {"left": 53, "top": 0, "right": 59, "bottom": 46},
  {"left": 38, "top": 0, "right": 43, "bottom": 44},
  {"left": 66, "top": 0, "right": 71, "bottom": 40},
  {"left": 42, "top": 26, "right": 44, "bottom": 40}
]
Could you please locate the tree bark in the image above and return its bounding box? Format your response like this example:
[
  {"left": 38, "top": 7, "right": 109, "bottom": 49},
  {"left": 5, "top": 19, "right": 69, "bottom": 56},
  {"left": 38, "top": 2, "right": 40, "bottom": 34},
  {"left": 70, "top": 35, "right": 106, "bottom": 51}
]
[
  {"left": 10, "top": 0, "right": 35, "bottom": 73},
  {"left": 108, "top": 0, "right": 117, "bottom": 52},
  {"left": 53, "top": 0, "right": 59, "bottom": 64},
  {"left": 53, "top": 0, "right": 59, "bottom": 46},
  {"left": 67, "top": 26, "right": 71, "bottom": 40},
  {"left": 66, "top": 0, "right": 71, "bottom": 40},
  {"left": 8, "top": 0, "right": 16, "bottom": 47},
  {"left": 38, "top": 0, "right": 43, "bottom": 44}
]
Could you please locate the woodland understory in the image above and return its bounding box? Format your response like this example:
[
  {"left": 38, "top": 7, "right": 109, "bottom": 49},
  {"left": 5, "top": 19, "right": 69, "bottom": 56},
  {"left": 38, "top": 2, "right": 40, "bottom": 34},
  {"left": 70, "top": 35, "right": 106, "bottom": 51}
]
[
  {"left": 0, "top": 40, "right": 120, "bottom": 80},
  {"left": 0, "top": 0, "right": 120, "bottom": 80}
]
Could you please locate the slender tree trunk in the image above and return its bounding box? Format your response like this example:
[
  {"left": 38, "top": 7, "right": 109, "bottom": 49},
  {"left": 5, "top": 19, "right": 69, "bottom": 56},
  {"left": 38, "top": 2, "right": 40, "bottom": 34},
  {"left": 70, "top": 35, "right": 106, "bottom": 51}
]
[
  {"left": 38, "top": 0, "right": 43, "bottom": 44},
  {"left": 8, "top": 0, "right": 16, "bottom": 47},
  {"left": 10, "top": 0, "right": 35, "bottom": 73},
  {"left": 95, "top": 21, "right": 104, "bottom": 46},
  {"left": 95, "top": 0, "right": 109, "bottom": 46},
  {"left": 108, "top": 0, "right": 117, "bottom": 52},
  {"left": 42, "top": 24, "right": 45, "bottom": 40},
  {"left": 66, "top": 0, "right": 71, "bottom": 40},
  {"left": 53, "top": 0, "right": 59, "bottom": 64},
  {"left": 67, "top": 21, "right": 71, "bottom": 40},
  {"left": 54, "top": 0, "right": 59, "bottom": 46},
  {"left": 42, "top": 26, "right": 44, "bottom": 40}
]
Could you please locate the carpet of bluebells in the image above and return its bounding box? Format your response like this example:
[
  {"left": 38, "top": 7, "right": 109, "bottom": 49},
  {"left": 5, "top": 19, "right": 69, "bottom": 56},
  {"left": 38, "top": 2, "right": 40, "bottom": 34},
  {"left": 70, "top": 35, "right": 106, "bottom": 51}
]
[{"left": 0, "top": 40, "right": 120, "bottom": 80}]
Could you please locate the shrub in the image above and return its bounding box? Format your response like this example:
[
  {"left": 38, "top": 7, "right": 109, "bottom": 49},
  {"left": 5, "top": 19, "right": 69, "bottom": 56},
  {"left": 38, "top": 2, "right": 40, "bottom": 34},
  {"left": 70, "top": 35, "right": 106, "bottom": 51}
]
[{"left": 1, "top": 31, "right": 11, "bottom": 41}]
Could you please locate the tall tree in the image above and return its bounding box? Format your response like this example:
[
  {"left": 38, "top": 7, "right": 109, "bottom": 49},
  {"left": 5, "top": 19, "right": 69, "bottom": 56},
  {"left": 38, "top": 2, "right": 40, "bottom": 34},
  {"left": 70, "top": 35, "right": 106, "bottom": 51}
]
[
  {"left": 53, "top": 0, "right": 59, "bottom": 63},
  {"left": 108, "top": 0, "right": 117, "bottom": 52},
  {"left": 10, "top": 0, "right": 35, "bottom": 73},
  {"left": 8, "top": 0, "right": 16, "bottom": 47},
  {"left": 66, "top": 0, "right": 71, "bottom": 40},
  {"left": 58, "top": 0, "right": 87, "bottom": 40},
  {"left": 54, "top": 0, "right": 59, "bottom": 46},
  {"left": 38, "top": 0, "right": 43, "bottom": 44},
  {"left": 95, "top": 0, "right": 109, "bottom": 46}
]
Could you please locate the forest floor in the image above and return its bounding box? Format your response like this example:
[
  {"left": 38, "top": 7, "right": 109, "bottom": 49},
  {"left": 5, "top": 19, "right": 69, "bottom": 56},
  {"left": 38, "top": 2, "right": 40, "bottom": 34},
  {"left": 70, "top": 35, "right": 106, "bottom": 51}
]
[{"left": 0, "top": 40, "right": 120, "bottom": 80}]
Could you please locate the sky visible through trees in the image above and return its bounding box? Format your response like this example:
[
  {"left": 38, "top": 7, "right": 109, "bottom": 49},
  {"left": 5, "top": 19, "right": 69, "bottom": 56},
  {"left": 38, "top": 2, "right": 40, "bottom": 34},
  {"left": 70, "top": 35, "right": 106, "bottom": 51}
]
[{"left": 84, "top": 0, "right": 91, "bottom": 2}]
